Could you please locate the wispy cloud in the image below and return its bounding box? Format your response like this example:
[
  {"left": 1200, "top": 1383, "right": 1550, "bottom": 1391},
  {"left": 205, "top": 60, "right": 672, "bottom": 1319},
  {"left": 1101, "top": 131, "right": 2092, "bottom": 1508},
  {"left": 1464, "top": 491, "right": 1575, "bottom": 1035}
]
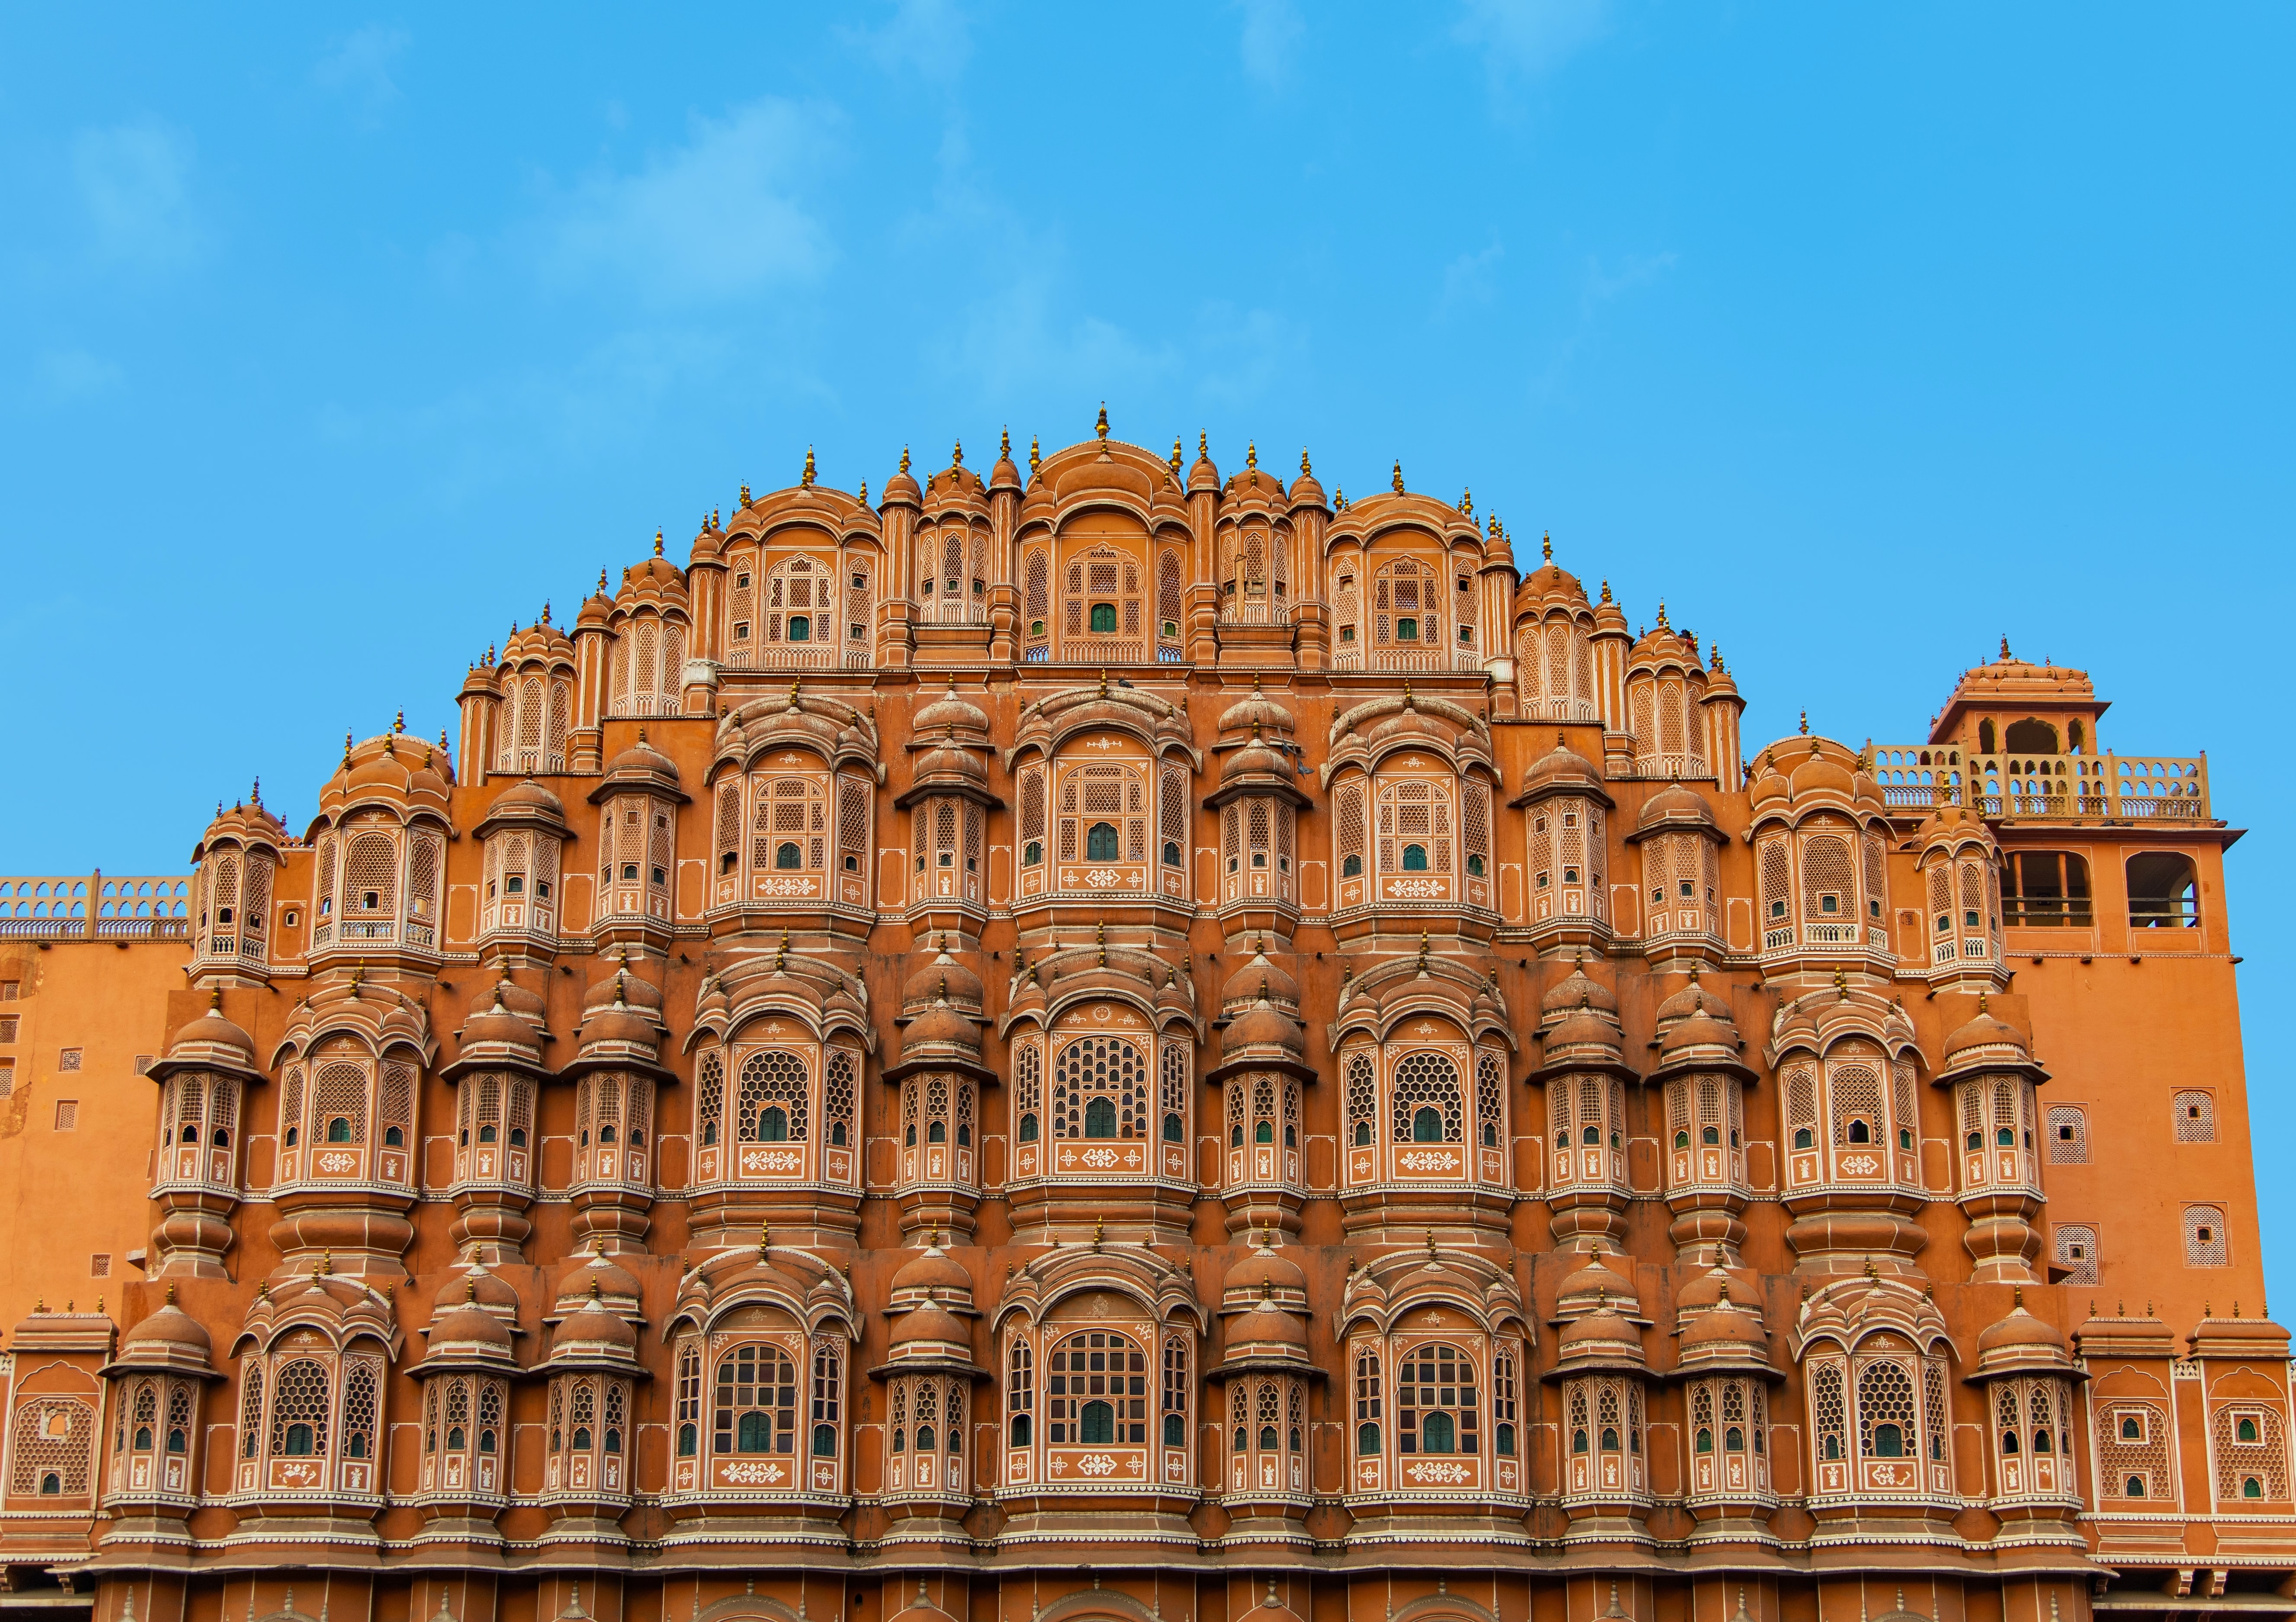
[
  {"left": 840, "top": 0, "right": 972, "bottom": 83},
  {"left": 1238, "top": 0, "right": 1305, "bottom": 89},
  {"left": 1438, "top": 242, "right": 1507, "bottom": 316},
  {"left": 314, "top": 24, "right": 410, "bottom": 119},
  {"left": 1454, "top": 0, "right": 1609, "bottom": 80},
  {"left": 72, "top": 120, "right": 206, "bottom": 270},
  {"left": 539, "top": 98, "right": 838, "bottom": 307},
  {"left": 1531, "top": 248, "right": 1677, "bottom": 402}
]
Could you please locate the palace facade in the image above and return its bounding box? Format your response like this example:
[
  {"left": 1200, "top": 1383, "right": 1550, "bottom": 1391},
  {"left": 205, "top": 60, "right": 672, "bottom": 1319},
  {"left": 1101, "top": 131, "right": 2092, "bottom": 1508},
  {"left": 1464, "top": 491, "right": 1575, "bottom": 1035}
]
[{"left": 0, "top": 423, "right": 2279, "bottom": 1622}]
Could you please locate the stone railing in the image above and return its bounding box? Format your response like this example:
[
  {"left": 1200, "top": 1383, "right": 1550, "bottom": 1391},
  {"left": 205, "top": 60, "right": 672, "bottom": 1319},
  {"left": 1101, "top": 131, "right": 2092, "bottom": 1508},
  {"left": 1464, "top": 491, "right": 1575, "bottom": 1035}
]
[
  {"left": 0, "top": 873, "right": 191, "bottom": 939},
  {"left": 1870, "top": 748, "right": 2210, "bottom": 821}
]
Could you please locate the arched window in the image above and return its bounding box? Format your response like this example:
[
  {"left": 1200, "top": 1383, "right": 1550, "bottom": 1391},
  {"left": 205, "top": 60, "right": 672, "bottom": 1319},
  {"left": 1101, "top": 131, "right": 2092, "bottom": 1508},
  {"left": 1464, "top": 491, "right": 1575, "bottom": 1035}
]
[
  {"left": 1047, "top": 1330, "right": 1146, "bottom": 1445},
  {"left": 1353, "top": 1348, "right": 1383, "bottom": 1458},
  {"left": 1007, "top": 1339, "right": 1034, "bottom": 1447},
  {"left": 1396, "top": 1344, "right": 1478, "bottom": 1457},
  {"left": 270, "top": 1358, "right": 331, "bottom": 1459},
  {"left": 736, "top": 1051, "right": 809, "bottom": 1144},
  {"left": 714, "top": 1345, "right": 797, "bottom": 1456},
  {"left": 1052, "top": 1036, "right": 1144, "bottom": 1141},
  {"left": 1390, "top": 1052, "right": 1463, "bottom": 1144},
  {"left": 1086, "top": 822, "right": 1119, "bottom": 861}
]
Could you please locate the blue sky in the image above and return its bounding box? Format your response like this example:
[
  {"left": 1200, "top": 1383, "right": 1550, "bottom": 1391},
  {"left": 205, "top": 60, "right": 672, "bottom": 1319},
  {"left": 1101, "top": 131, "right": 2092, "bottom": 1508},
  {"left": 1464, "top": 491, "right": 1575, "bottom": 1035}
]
[{"left": 5, "top": 5, "right": 2292, "bottom": 1283}]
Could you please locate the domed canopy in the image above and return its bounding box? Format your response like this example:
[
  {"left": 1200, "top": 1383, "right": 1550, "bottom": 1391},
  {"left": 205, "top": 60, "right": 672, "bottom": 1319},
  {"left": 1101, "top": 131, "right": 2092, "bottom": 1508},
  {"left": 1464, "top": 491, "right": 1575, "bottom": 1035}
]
[
  {"left": 1221, "top": 991, "right": 1305, "bottom": 1061},
  {"left": 914, "top": 676, "right": 990, "bottom": 739},
  {"left": 1633, "top": 781, "right": 1718, "bottom": 838},
  {"left": 474, "top": 776, "right": 567, "bottom": 838},
  {"left": 1512, "top": 733, "right": 1612, "bottom": 808},
  {"left": 422, "top": 1301, "right": 516, "bottom": 1369},
  {"left": 1975, "top": 1294, "right": 2074, "bottom": 1376},
  {"left": 890, "top": 1240, "right": 975, "bottom": 1312},
  {"left": 1654, "top": 969, "right": 1732, "bottom": 1031},
  {"left": 109, "top": 1296, "right": 218, "bottom": 1378},
  {"left": 1221, "top": 1240, "right": 1308, "bottom": 1311},
  {"left": 901, "top": 999, "right": 983, "bottom": 1059},
  {"left": 547, "top": 1299, "right": 639, "bottom": 1363},
  {"left": 152, "top": 991, "right": 261, "bottom": 1082},
  {"left": 1541, "top": 954, "right": 1619, "bottom": 1023},
  {"left": 1556, "top": 1250, "right": 1642, "bottom": 1323},
  {"left": 1221, "top": 945, "right": 1300, "bottom": 1016},
  {"left": 1553, "top": 1307, "right": 1645, "bottom": 1372},
  {"left": 1939, "top": 996, "right": 2043, "bottom": 1081},
  {"left": 901, "top": 943, "right": 985, "bottom": 1018},
  {"left": 593, "top": 731, "right": 685, "bottom": 801}
]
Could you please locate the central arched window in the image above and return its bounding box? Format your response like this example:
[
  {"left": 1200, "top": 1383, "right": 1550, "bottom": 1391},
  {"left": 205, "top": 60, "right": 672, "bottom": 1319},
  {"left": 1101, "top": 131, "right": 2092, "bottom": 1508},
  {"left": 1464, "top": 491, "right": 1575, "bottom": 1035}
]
[
  {"left": 1086, "top": 822, "right": 1119, "bottom": 861},
  {"left": 1390, "top": 1052, "right": 1463, "bottom": 1144},
  {"left": 1047, "top": 1330, "right": 1146, "bottom": 1445},
  {"left": 1089, "top": 603, "right": 1117, "bottom": 633},
  {"left": 714, "top": 1345, "right": 797, "bottom": 1456},
  {"left": 1396, "top": 1343, "right": 1479, "bottom": 1457},
  {"left": 1052, "top": 1036, "right": 1143, "bottom": 1140},
  {"left": 737, "top": 1050, "right": 809, "bottom": 1143}
]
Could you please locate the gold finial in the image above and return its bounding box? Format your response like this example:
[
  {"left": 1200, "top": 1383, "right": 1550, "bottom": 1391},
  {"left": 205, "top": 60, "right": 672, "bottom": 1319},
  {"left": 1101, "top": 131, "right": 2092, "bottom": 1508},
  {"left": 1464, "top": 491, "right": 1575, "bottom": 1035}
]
[
  {"left": 1798, "top": 708, "right": 1809, "bottom": 736},
  {"left": 801, "top": 446, "right": 816, "bottom": 487},
  {"left": 759, "top": 1222, "right": 771, "bottom": 1257},
  {"left": 393, "top": 708, "right": 406, "bottom": 733},
  {"left": 1096, "top": 402, "right": 1109, "bottom": 442},
  {"left": 1543, "top": 530, "right": 1553, "bottom": 563},
  {"left": 857, "top": 479, "right": 867, "bottom": 503},
  {"left": 1460, "top": 487, "right": 1472, "bottom": 515},
  {"left": 2001, "top": 634, "right": 2012, "bottom": 659},
  {"left": 1169, "top": 436, "right": 1182, "bottom": 473},
  {"left": 1029, "top": 434, "right": 1041, "bottom": 474},
  {"left": 1092, "top": 1216, "right": 1104, "bottom": 1250},
  {"left": 1098, "top": 668, "right": 1108, "bottom": 697},
  {"left": 1246, "top": 441, "right": 1257, "bottom": 471},
  {"left": 1199, "top": 430, "right": 1208, "bottom": 459},
  {"left": 1655, "top": 598, "right": 1669, "bottom": 631},
  {"left": 2014, "top": 1284, "right": 2025, "bottom": 1309},
  {"left": 950, "top": 438, "right": 963, "bottom": 467},
  {"left": 1000, "top": 425, "right": 1011, "bottom": 458},
  {"left": 1977, "top": 990, "right": 1989, "bottom": 1015},
  {"left": 1391, "top": 459, "right": 1405, "bottom": 493},
  {"left": 1300, "top": 447, "right": 1311, "bottom": 476},
  {"left": 652, "top": 528, "right": 664, "bottom": 557},
  {"left": 1598, "top": 578, "right": 1611, "bottom": 603},
  {"left": 1333, "top": 485, "right": 1344, "bottom": 510},
  {"left": 899, "top": 445, "right": 911, "bottom": 473},
  {"left": 740, "top": 483, "right": 751, "bottom": 506},
  {"left": 1096, "top": 921, "right": 1106, "bottom": 967}
]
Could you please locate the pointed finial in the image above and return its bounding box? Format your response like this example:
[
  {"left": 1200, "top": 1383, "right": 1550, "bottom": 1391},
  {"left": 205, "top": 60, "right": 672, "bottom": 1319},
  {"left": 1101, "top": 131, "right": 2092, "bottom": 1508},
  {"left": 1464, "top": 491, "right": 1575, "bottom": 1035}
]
[
  {"left": 950, "top": 438, "right": 963, "bottom": 468},
  {"left": 1092, "top": 1216, "right": 1104, "bottom": 1250},
  {"left": 1391, "top": 459, "right": 1405, "bottom": 493},
  {"left": 394, "top": 708, "right": 406, "bottom": 734},
  {"left": 1655, "top": 598, "right": 1670, "bottom": 631},
  {"left": 1300, "top": 447, "right": 1312, "bottom": 476},
  {"left": 1598, "top": 578, "right": 1612, "bottom": 602},
  {"left": 2001, "top": 634, "right": 2012, "bottom": 659},
  {"left": 1246, "top": 441, "right": 1258, "bottom": 473},
  {"left": 1096, "top": 402, "right": 1109, "bottom": 441},
  {"left": 801, "top": 445, "right": 816, "bottom": 487},
  {"left": 1001, "top": 425, "right": 1011, "bottom": 458},
  {"left": 1199, "top": 430, "right": 1209, "bottom": 459},
  {"left": 1798, "top": 708, "right": 1809, "bottom": 736},
  {"left": 1168, "top": 436, "right": 1183, "bottom": 473},
  {"left": 2014, "top": 1284, "right": 2024, "bottom": 1309},
  {"left": 899, "top": 445, "right": 911, "bottom": 473}
]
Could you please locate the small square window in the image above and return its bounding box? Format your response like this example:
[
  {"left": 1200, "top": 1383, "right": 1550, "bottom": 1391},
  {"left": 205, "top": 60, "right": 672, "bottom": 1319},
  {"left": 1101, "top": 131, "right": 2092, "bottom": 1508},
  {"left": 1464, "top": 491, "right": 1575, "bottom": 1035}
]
[
  {"left": 88, "top": 1254, "right": 110, "bottom": 1278},
  {"left": 0, "top": 980, "right": 18, "bottom": 999},
  {"left": 0, "top": 1062, "right": 13, "bottom": 1098},
  {"left": 54, "top": 1099, "right": 78, "bottom": 1131},
  {"left": 58, "top": 1048, "right": 81, "bottom": 1072},
  {"left": 0, "top": 1016, "right": 16, "bottom": 1041},
  {"left": 133, "top": 1054, "right": 154, "bottom": 1076}
]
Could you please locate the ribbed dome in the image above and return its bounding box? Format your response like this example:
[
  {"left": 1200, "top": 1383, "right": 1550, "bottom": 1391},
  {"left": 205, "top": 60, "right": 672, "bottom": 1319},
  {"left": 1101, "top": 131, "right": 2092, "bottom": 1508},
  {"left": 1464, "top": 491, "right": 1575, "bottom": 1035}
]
[
  {"left": 1637, "top": 782, "right": 1716, "bottom": 834},
  {"left": 166, "top": 998, "right": 257, "bottom": 1065},
  {"left": 902, "top": 1000, "right": 982, "bottom": 1057},
  {"left": 1979, "top": 1301, "right": 2068, "bottom": 1357},
  {"left": 122, "top": 1300, "right": 212, "bottom": 1356},
  {"left": 488, "top": 777, "right": 566, "bottom": 821},
  {"left": 460, "top": 981, "right": 540, "bottom": 1051},
  {"left": 1222, "top": 1243, "right": 1308, "bottom": 1306},
  {"left": 1521, "top": 736, "right": 1605, "bottom": 795},
  {"left": 914, "top": 677, "right": 989, "bottom": 737},
  {"left": 602, "top": 732, "right": 681, "bottom": 786},
  {"left": 1220, "top": 737, "right": 1288, "bottom": 785},
  {"left": 1660, "top": 1012, "right": 1740, "bottom": 1058},
  {"left": 891, "top": 1242, "right": 974, "bottom": 1303},
  {"left": 902, "top": 949, "right": 984, "bottom": 1016},
  {"left": 1227, "top": 1299, "right": 1308, "bottom": 1352},
  {"left": 1221, "top": 949, "right": 1299, "bottom": 1014},
  {"left": 429, "top": 1302, "right": 514, "bottom": 1355},
  {"left": 1654, "top": 972, "right": 1731, "bottom": 1029},
  {"left": 1945, "top": 1002, "right": 2029, "bottom": 1060},
  {"left": 550, "top": 1301, "right": 637, "bottom": 1357},
  {"left": 1542, "top": 957, "right": 1619, "bottom": 1020},
  {"left": 1679, "top": 1296, "right": 1769, "bottom": 1354},
  {"left": 889, "top": 1300, "right": 970, "bottom": 1350},
  {"left": 1221, "top": 994, "right": 1305, "bottom": 1060},
  {"left": 1546, "top": 1009, "right": 1624, "bottom": 1056}
]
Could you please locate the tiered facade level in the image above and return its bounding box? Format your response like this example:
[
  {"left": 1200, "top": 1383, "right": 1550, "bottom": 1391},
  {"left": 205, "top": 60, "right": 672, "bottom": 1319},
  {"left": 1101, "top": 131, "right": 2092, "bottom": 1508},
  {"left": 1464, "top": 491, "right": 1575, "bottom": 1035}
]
[{"left": 0, "top": 425, "right": 2276, "bottom": 1622}]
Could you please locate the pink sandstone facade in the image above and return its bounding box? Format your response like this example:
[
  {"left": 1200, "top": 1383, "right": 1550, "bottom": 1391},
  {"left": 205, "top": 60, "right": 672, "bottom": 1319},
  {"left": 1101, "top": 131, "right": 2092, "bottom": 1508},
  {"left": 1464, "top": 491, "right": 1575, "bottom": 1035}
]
[{"left": 0, "top": 424, "right": 2275, "bottom": 1622}]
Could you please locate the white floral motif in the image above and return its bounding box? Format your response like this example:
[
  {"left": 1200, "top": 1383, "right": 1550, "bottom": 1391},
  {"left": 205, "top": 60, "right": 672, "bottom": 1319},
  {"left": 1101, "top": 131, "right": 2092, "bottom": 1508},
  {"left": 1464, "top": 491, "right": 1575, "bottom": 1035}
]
[
  {"left": 1075, "top": 1453, "right": 1119, "bottom": 1476},
  {"left": 1385, "top": 879, "right": 1444, "bottom": 898},
  {"left": 720, "top": 1460, "right": 788, "bottom": 1486},
  {"left": 1405, "top": 1460, "right": 1472, "bottom": 1485},
  {"left": 1838, "top": 1152, "right": 1880, "bottom": 1176},
  {"left": 1398, "top": 1150, "right": 1457, "bottom": 1173}
]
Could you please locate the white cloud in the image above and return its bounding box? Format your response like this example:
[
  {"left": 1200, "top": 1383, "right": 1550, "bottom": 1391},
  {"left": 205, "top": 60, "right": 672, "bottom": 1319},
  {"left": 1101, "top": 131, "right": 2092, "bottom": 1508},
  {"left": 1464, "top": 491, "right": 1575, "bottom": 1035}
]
[
  {"left": 540, "top": 99, "right": 837, "bottom": 306},
  {"left": 1439, "top": 242, "right": 1506, "bottom": 314},
  {"left": 314, "top": 25, "right": 410, "bottom": 117},
  {"left": 1454, "top": 0, "right": 1608, "bottom": 79},
  {"left": 32, "top": 349, "right": 124, "bottom": 400},
  {"left": 840, "top": 0, "right": 972, "bottom": 83},
  {"left": 72, "top": 120, "right": 205, "bottom": 270},
  {"left": 1238, "top": 0, "right": 1305, "bottom": 88}
]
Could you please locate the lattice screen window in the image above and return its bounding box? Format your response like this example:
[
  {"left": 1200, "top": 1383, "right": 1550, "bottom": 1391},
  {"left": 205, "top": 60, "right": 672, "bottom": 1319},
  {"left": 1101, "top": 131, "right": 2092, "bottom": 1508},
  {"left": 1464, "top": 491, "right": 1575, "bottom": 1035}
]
[
  {"left": 2046, "top": 1104, "right": 2088, "bottom": 1163},
  {"left": 1801, "top": 831, "right": 1854, "bottom": 923},
  {"left": 2173, "top": 1089, "right": 2217, "bottom": 1143},
  {"left": 1389, "top": 1052, "right": 1463, "bottom": 1143},
  {"left": 1157, "top": 550, "right": 1182, "bottom": 643},
  {"left": 1159, "top": 763, "right": 1187, "bottom": 867},
  {"left": 1759, "top": 838, "right": 1791, "bottom": 924},
  {"left": 9, "top": 1398, "right": 93, "bottom": 1496},
  {"left": 2096, "top": 1402, "right": 2170, "bottom": 1500},
  {"left": 845, "top": 558, "right": 873, "bottom": 647},
  {"left": 1023, "top": 549, "right": 1050, "bottom": 645},
  {"left": 1828, "top": 1061, "right": 1881, "bottom": 1149},
  {"left": 728, "top": 552, "right": 757, "bottom": 663},
  {"left": 2213, "top": 1405, "right": 2289, "bottom": 1501},
  {"left": 1344, "top": 1051, "right": 1375, "bottom": 1149},
  {"left": 2052, "top": 1223, "right": 2099, "bottom": 1285},
  {"left": 2183, "top": 1204, "right": 2229, "bottom": 1267}
]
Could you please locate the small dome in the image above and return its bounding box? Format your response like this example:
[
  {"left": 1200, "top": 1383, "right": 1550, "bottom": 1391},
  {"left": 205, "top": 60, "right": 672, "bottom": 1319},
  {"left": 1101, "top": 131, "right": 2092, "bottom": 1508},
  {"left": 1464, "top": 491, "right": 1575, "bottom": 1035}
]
[
  {"left": 602, "top": 732, "right": 681, "bottom": 787},
  {"left": 1557, "top": 1308, "right": 1644, "bottom": 1364},
  {"left": 889, "top": 1300, "right": 970, "bottom": 1351},
  {"left": 1521, "top": 736, "right": 1605, "bottom": 796},
  {"left": 1679, "top": 1296, "right": 1770, "bottom": 1357},
  {"left": 1654, "top": 972, "right": 1731, "bottom": 1029},
  {"left": 1637, "top": 782, "right": 1716, "bottom": 834},
  {"left": 1219, "top": 738, "right": 1289, "bottom": 786},
  {"left": 451, "top": 1263, "right": 523, "bottom": 1317},
  {"left": 1222, "top": 1243, "right": 1308, "bottom": 1305},
  {"left": 1546, "top": 1009, "right": 1623, "bottom": 1057},
  {"left": 1788, "top": 742, "right": 1855, "bottom": 800},
  {"left": 1557, "top": 1250, "right": 1640, "bottom": 1320},
  {"left": 578, "top": 988, "right": 656, "bottom": 1052},
  {"left": 902, "top": 1000, "right": 982, "bottom": 1057},
  {"left": 1673, "top": 1266, "right": 1733, "bottom": 1317},
  {"left": 1660, "top": 1012, "right": 1740, "bottom": 1058},
  {"left": 123, "top": 1300, "right": 212, "bottom": 1357},
  {"left": 1944, "top": 1001, "right": 2029, "bottom": 1061},
  {"left": 1542, "top": 957, "right": 1619, "bottom": 1020},
  {"left": 912, "top": 734, "right": 988, "bottom": 788},
  {"left": 1978, "top": 1302, "right": 2069, "bottom": 1358},
  {"left": 460, "top": 980, "right": 541, "bottom": 1051},
  {"left": 550, "top": 1301, "right": 637, "bottom": 1357},
  {"left": 1216, "top": 683, "right": 1296, "bottom": 738},
  {"left": 1221, "top": 995, "right": 1305, "bottom": 1060},
  {"left": 557, "top": 1250, "right": 642, "bottom": 1311},
  {"left": 1221, "top": 949, "right": 1299, "bottom": 1014},
  {"left": 1227, "top": 1299, "right": 1308, "bottom": 1353},
  {"left": 488, "top": 777, "right": 566, "bottom": 821},
  {"left": 891, "top": 1243, "right": 974, "bottom": 1304},
  {"left": 166, "top": 997, "right": 257, "bottom": 1067},
  {"left": 428, "top": 1302, "right": 514, "bottom": 1355},
  {"left": 902, "top": 948, "right": 984, "bottom": 1016},
  {"left": 914, "top": 678, "right": 989, "bottom": 737}
]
